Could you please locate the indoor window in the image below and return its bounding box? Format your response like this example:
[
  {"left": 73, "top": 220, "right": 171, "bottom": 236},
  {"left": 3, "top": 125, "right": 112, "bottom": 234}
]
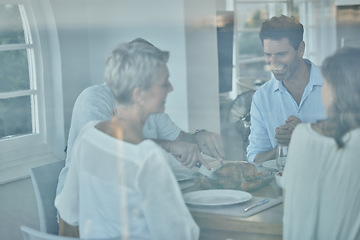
[
  {"left": 234, "top": 0, "right": 316, "bottom": 94},
  {"left": 0, "top": 3, "right": 41, "bottom": 141},
  {"left": 234, "top": 0, "right": 289, "bottom": 93},
  {"left": 0, "top": 0, "right": 65, "bottom": 184}
]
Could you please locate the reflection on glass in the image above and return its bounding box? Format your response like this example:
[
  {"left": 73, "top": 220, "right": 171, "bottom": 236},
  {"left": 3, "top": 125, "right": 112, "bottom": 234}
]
[
  {"left": 0, "top": 4, "right": 26, "bottom": 45},
  {"left": 238, "top": 31, "right": 263, "bottom": 57},
  {"left": 236, "top": 3, "right": 288, "bottom": 56},
  {"left": 276, "top": 145, "right": 288, "bottom": 173},
  {"left": 337, "top": 5, "right": 360, "bottom": 48},
  {"left": 235, "top": 2, "right": 288, "bottom": 90},
  {"left": 0, "top": 49, "right": 30, "bottom": 92},
  {"left": 238, "top": 61, "right": 270, "bottom": 81},
  {"left": 0, "top": 96, "right": 33, "bottom": 139}
]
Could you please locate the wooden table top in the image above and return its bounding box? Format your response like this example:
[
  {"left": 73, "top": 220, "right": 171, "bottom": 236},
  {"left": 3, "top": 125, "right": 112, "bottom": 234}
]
[{"left": 183, "top": 179, "right": 283, "bottom": 240}]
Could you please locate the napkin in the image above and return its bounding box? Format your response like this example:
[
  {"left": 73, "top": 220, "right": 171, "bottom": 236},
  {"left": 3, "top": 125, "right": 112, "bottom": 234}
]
[{"left": 186, "top": 196, "right": 283, "bottom": 218}]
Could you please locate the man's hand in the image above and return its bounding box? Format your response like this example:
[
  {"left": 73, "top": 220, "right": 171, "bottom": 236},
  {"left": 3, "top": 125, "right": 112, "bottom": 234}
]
[
  {"left": 275, "top": 115, "right": 301, "bottom": 145},
  {"left": 169, "top": 141, "right": 211, "bottom": 169},
  {"left": 285, "top": 115, "right": 301, "bottom": 132},
  {"left": 275, "top": 126, "right": 292, "bottom": 145},
  {"left": 194, "top": 131, "right": 225, "bottom": 162}
]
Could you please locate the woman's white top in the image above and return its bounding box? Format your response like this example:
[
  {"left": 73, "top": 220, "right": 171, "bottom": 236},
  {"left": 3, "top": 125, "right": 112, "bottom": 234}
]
[
  {"left": 283, "top": 123, "right": 360, "bottom": 240},
  {"left": 55, "top": 121, "right": 199, "bottom": 240}
]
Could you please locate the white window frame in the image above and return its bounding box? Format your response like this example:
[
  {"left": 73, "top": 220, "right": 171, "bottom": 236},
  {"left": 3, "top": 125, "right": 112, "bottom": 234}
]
[
  {"left": 0, "top": 3, "right": 46, "bottom": 151},
  {"left": 0, "top": 0, "right": 65, "bottom": 184}
]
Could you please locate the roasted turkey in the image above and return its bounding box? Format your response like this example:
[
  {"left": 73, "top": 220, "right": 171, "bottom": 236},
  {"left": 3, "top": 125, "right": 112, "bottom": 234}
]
[
  {"left": 196, "top": 161, "right": 272, "bottom": 191},
  {"left": 214, "top": 161, "right": 258, "bottom": 180}
]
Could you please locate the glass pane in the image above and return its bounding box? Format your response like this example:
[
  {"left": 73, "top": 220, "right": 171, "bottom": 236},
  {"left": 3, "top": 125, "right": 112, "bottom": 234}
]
[
  {"left": 0, "top": 49, "right": 30, "bottom": 92},
  {"left": 236, "top": 3, "right": 288, "bottom": 31},
  {"left": 237, "top": 0, "right": 287, "bottom": 2},
  {"left": 239, "top": 61, "right": 271, "bottom": 81},
  {"left": 336, "top": 5, "right": 360, "bottom": 48},
  {"left": 0, "top": 4, "right": 26, "bottom": 45},
  {"left": 236, "top": 2, "right": 288, "bottom": 85},
  {"left": 0, "top": 95, "right": 33, "bottom": 139},
  {"left": 238, "top": 31, "right": 263, "bottom": 57},
  {"left": 236, "top": 3, "right": 288, "bottom": 57}
]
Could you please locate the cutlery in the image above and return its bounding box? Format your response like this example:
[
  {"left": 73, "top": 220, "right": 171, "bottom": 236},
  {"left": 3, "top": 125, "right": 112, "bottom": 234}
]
[
  {"left": 241, "top": 199, "right": 269, "bottom": 213},
  {"left": 185, "top": 159, "right": 216, "bottom": 177},
  {"left": 197, "top": 159, "right": 222, "bottom": 177},
  {"left": 198, "top": 164, "right": 215, "bottom": 177}
]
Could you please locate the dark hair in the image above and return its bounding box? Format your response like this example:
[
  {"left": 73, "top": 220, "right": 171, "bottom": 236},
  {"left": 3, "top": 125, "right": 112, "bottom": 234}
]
[
  {"left": 321, "top": 47, "right": 360, "bottom": 148},
  {"left": 259, "top": 15, "right": 304, "bottom": 50}
]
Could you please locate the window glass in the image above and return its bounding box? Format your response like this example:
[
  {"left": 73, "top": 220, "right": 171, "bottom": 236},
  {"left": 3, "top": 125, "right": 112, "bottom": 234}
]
[
  {"left": 336, "top": 5, "right": 360, "bottom": 48},
  {"left": 235, "top": 2, "right": 288, "bottom": 91},
  {"left": 0, "top": 4, "right": 26, "bottom": 45},
  {"left": 0, "top": 49, "right": 30, "bottom": 92},
  {"left": 236, "top": 3, "right": 287, "bottom": 31},
  {"left": 0, "top": 3, "right": 37, "bottom": 140},
  {"left": 240, "top": 0, "right": 287, "bottom": 2},
  {"left": 0, "top": 0, "right": 64, "bottom": 183},
  {"left": 0, "top": 95, "right": 33, "bottom": 138}
]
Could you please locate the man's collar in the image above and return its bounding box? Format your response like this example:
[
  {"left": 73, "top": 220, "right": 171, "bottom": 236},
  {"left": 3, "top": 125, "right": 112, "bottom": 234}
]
[
  {"left": 272, "top": 79, "right": 282, "bottom": 92},
  {"left": 306, "top": 59, "right": 323, "bottom": 86},
  {"left": 271, "top": 59, "right": 322, "bottom": 92}
]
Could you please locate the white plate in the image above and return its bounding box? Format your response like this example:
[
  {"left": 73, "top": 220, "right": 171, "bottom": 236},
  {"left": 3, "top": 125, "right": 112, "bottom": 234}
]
[
  {"left": 262, "top": 159, "right": 277, "bottom": 170},
  {"left": 174, "top": 171, "right": 193, "bottom": 182},
  {"left": 183, "top": 189, "right": 252, "bottom": 206}
]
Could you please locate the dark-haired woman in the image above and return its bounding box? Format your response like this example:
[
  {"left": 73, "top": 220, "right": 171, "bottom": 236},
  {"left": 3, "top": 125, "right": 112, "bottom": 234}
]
[{"left": 283, "top": 47, "right": 360, "bottom": 240}]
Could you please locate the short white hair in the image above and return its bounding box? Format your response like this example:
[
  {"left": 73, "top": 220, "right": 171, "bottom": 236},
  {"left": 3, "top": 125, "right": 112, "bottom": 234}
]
[{"left": 105, "top": 38, "right": 169, "bottom": 105}]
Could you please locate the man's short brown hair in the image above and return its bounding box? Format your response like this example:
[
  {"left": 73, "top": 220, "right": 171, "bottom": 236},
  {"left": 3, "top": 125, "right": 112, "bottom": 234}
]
[{"left": 259, "top": 15, "right": 304, "bottom": 50}]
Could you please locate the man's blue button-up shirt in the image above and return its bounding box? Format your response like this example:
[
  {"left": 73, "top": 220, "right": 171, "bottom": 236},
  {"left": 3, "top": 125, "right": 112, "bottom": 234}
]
[{"left": 246, "top": 60, "right": 326, "bottom": 162}]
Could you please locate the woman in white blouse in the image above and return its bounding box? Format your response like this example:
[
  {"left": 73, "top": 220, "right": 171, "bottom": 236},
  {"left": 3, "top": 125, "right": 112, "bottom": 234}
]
[
  {"left": 283, "top": 47, "right": 360, "bottom": 239},
  {"left": 55, "top": 38, "right": 199, "bottom": 239}
]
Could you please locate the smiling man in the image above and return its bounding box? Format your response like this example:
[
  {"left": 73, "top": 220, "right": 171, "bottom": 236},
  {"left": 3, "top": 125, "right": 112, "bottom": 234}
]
[{"left": 246, "top": 15, "right": 326, "bottom": 163}]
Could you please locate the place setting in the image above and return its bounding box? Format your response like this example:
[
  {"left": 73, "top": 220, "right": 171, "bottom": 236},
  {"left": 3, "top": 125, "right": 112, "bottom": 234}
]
[
  {"left": 182, "top": 160, "right": 284, "bottom": 218},
  {"left": 260, "top": 145, "right": 287, "bottom": 188},
  {"left": 261, "top": 144, "right": 287, "bottom": 168},
  {"left": 183, "top": 189, "right": 282, "bottom": 218}
]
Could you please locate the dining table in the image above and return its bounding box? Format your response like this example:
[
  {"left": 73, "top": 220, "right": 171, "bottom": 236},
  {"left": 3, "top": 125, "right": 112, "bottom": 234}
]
[{"left": 175, "top": 163, "right": 284, "bottom": 240}]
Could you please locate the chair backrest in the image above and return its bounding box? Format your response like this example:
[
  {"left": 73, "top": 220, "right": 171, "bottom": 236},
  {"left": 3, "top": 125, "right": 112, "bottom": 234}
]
[
  {"left": 20, "top": 226, "right": 120, "bottom": 240},
  {"left": 21, "top": 225, "right": 77, "bottom": 240},
  {"left": 30, "top": 161, "right": 65, "bottom": 234}
]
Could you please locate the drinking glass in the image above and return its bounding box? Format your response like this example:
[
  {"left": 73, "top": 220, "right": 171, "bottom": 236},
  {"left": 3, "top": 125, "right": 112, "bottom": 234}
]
[{"left": 276, "top": 145, "right": 288, "bottom": 172}]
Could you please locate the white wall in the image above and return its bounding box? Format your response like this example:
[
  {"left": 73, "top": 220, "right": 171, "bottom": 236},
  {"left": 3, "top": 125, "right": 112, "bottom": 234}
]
[
  {"left": 49, "top": 0, "right": 92, "bottom": 141},
  {"left": 85, "top": 0, "right": 190, "bottom": 131},
  {"left": 184, "top": 0, "right": 221, "bottom": 132},
  {"left": 50, "top": 0, "right": 221, "bottom": 139}
]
